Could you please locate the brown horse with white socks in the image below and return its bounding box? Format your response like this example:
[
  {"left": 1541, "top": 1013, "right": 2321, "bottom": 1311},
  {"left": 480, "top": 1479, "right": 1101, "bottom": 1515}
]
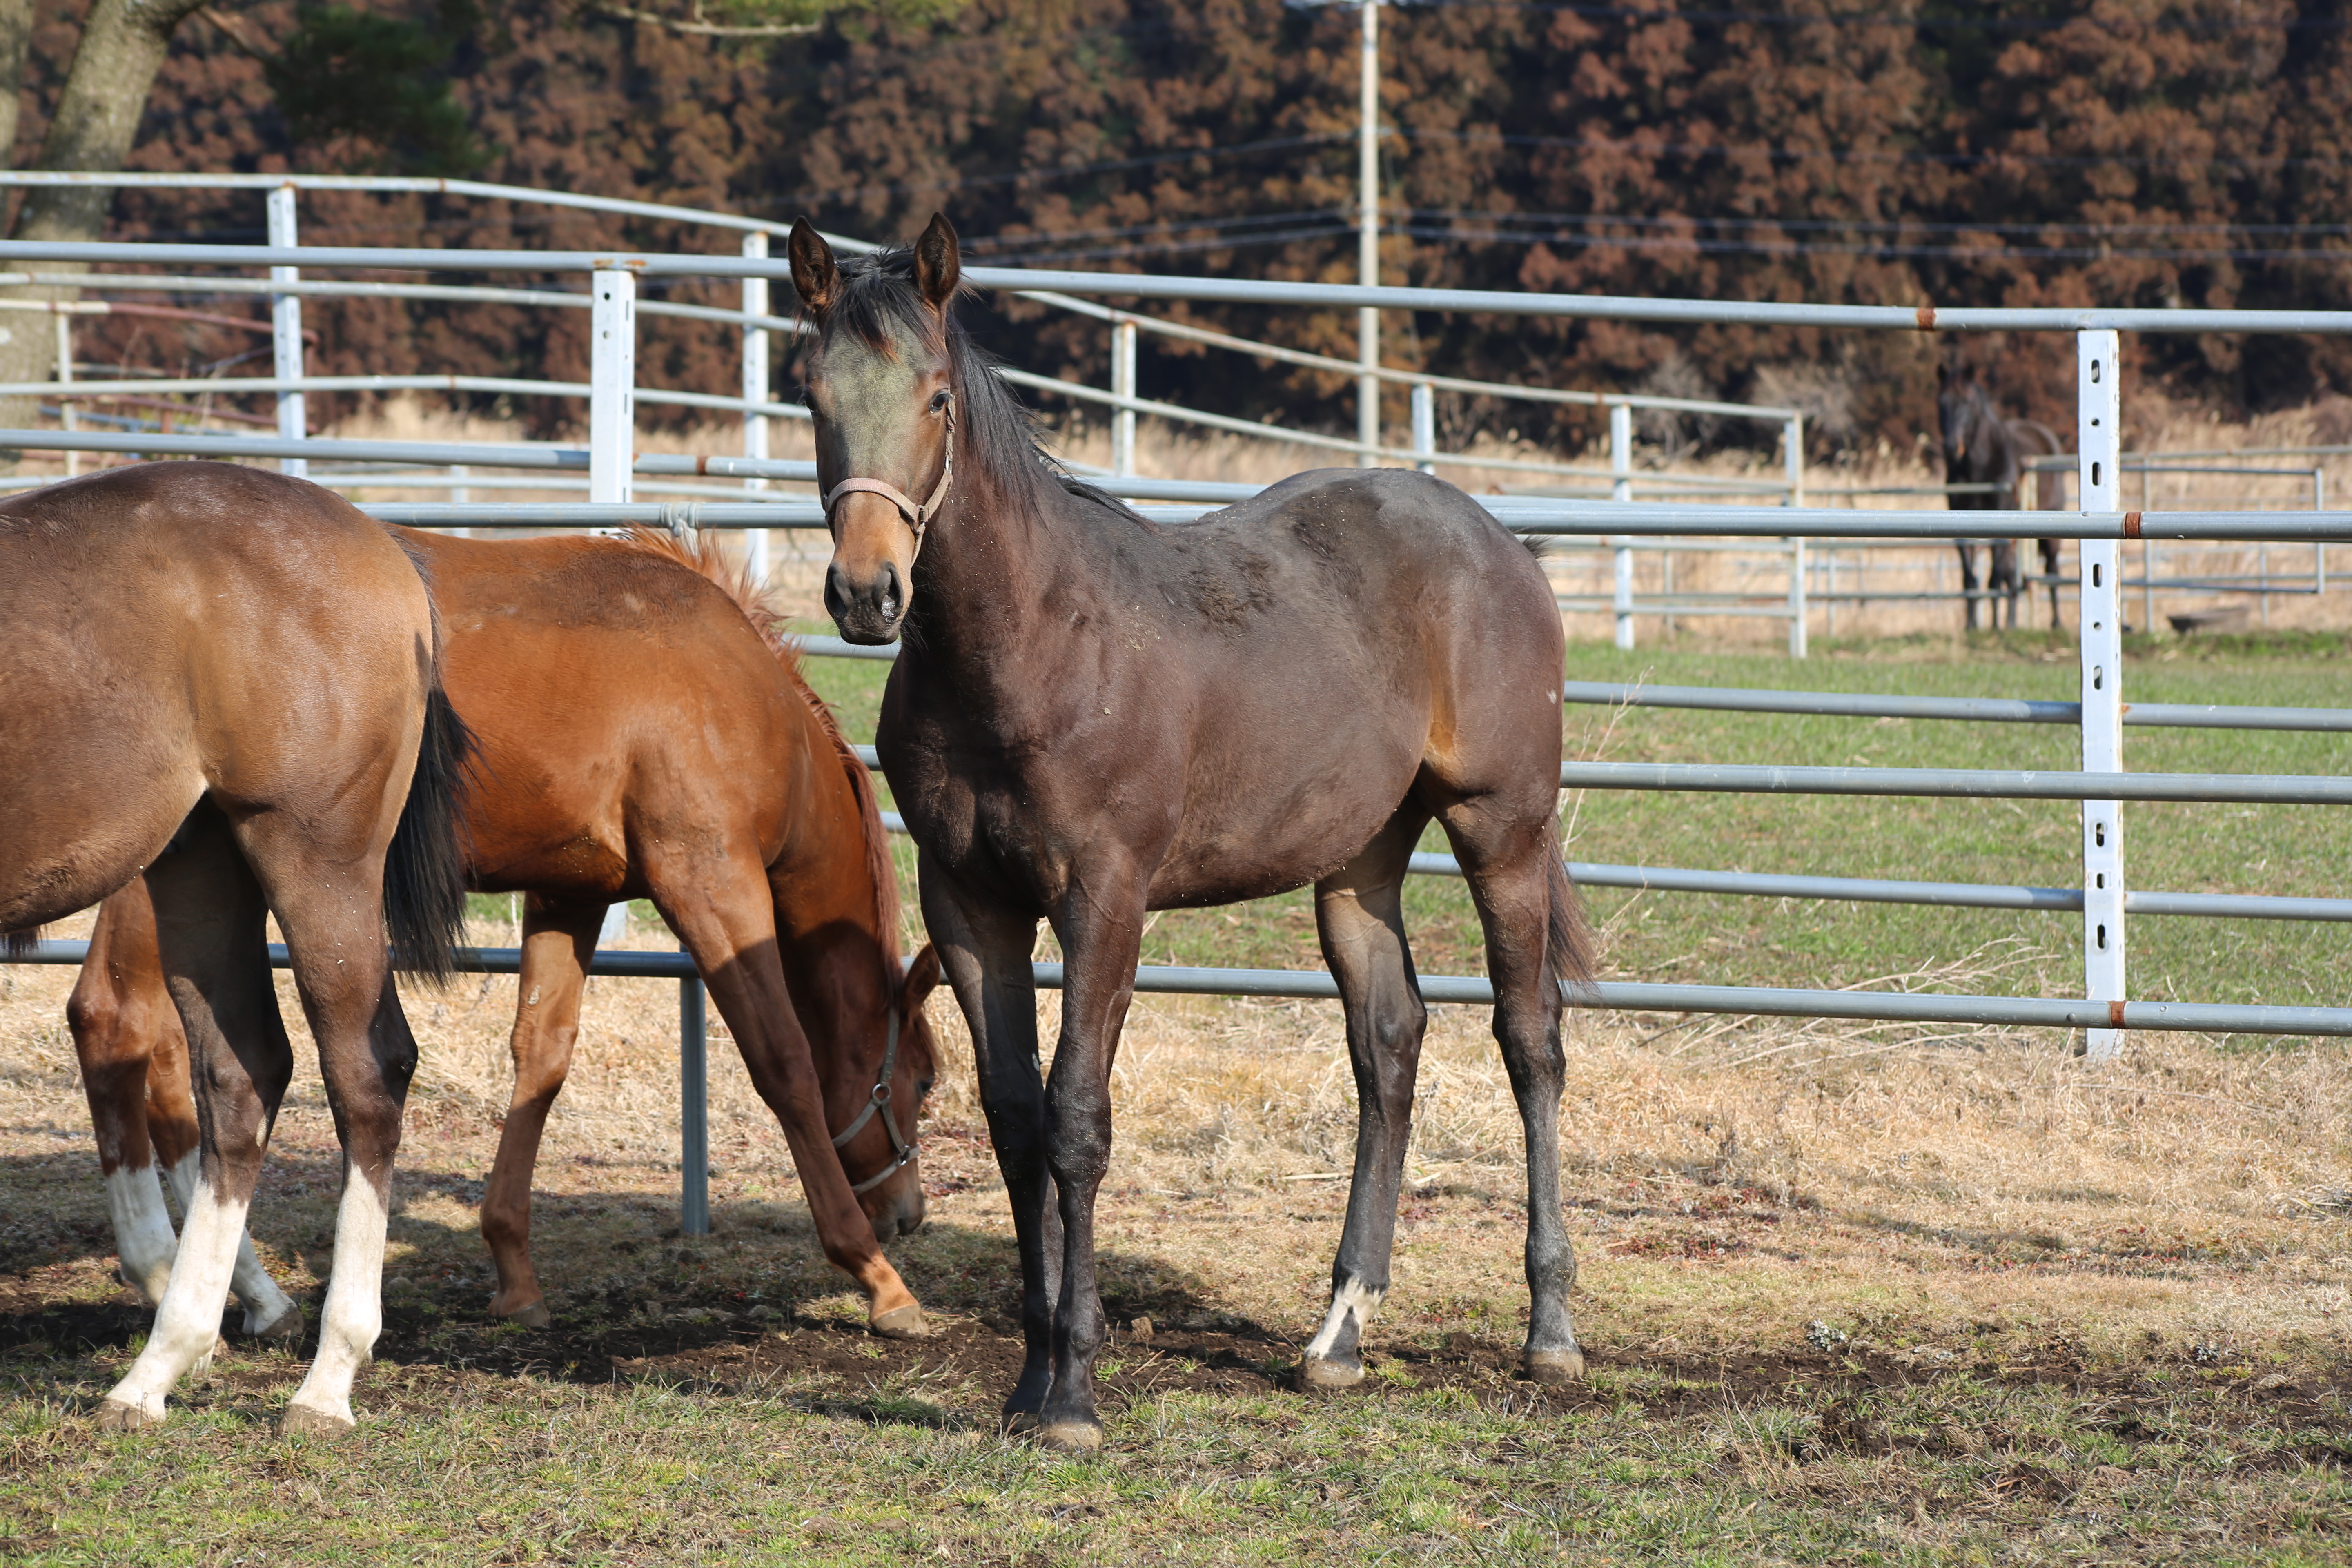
[
  {"left": 1, "top": 463, "right": 469, "bottom": 1436},
  {"left": 792, "top": 215, "right": 1592, "bottom": 1450},
  {"left": 68, "top": 525, "right": 942, "bottom": 1347}
]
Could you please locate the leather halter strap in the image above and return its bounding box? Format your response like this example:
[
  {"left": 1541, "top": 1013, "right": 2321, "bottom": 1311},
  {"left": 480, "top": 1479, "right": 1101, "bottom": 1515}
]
[
  {"left": 820, "top": 395, "right": 956, "bottom": 565},
  {"left": 831, "top": 1004, "right": 918, "bottom": 1196}
]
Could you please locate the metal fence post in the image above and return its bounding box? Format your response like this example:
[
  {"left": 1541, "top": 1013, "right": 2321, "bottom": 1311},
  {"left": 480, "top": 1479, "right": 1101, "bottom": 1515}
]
[
  {"left": 1786, "top": 416, "right": 1807, "bottom": 659},
  {"left": 1111, "top": 316, "right": 1137, "bottom": 478},
  {"left": 1410, "top": 381, "right": 1435, "bottom": 474},
  {"left": 589, "top": 268, "right": 636, "bottom": 506},
  {"left": 1356, "top": 0, "right": 1380, "bottom": 468},
  {"left": 2078, "top": 328, "right": 2127, "bottom": 1063},
  {"left": 267, "top": 185, "right": 306, "bottom": 478},
  {"left": 1611, "top": 402, "right": 1635, "bottom": 650},
  {"left": 53, "top": 313, "right": 75, "bottom": 477},
  {"left": 680, "top": 963, "right": 709, "bottom": 1236},
  {"left": 741, "top": 233, "right": 771, "bottom": 584}
]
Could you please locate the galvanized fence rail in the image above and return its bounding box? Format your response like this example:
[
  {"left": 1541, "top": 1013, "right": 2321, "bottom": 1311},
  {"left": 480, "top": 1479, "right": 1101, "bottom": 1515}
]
[{"left": 6, "top": 209, "right": 2352, "bottom": 1232}]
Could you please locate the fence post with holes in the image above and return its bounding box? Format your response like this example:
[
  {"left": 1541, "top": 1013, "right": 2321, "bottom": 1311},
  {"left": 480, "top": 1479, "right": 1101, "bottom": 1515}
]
[
  {"left": 1410, "top": 382, "right": 1435, "bottom": 473},
  {"left": 589, "top": 269, "right": 636, "bottom": 505},
  {"left": 742, "top": 234, "right": 771, "bottom": 583},
  {"left": 1611, "top": 402, "right": 1635, "bottom": 650},
  {"left": 1785, "top": 415, "right": 1806, "bottom": 658},
  {"left": 1111, "top": 316, "right": 1136, "bottom": 478},
  {"left": 680, "top": 961, "right": 709, "bottom": 1236},
  {"left": 2078, "top": 329, "right": 2126, "bottom": 1063},
  {"left": 267, "top": 185, "right": 305, "bottom": 477}
]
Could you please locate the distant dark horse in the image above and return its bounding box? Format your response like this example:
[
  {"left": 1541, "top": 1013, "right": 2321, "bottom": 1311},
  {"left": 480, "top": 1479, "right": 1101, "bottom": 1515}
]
[
  {"left": 792, "top": 214, "right": 1593, "bottom": 1452},
  {"left": 1938, "top": 360, "right": 2068, "bottom": 628}
]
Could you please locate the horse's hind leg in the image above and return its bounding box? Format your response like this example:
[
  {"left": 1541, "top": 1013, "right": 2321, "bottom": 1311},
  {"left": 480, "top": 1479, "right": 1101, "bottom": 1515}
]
[
  {"left": 263, "top": 851, "right": 421, "bottom": 1438},
  {"left": 74, "top": 883, "right": 302, "bottom": 1336},
  {"left": 1300, "top": 807, "right": 1430, "bottom": 1392},
  {"left": 1438, "top": 797, "right": 1585, "bottom": 1385},
  {"left": 481, "top": 896, "right": 606, "bottom": 1327},
  {"left": 99, "top": 806, "right": 296, "bottom": 1430}
]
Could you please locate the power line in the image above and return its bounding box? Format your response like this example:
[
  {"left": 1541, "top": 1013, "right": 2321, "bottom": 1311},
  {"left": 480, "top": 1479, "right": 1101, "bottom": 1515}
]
[
  {"left": 1389, "top": 2, "right": 2347, "bottom": 33},
  {"left": 1398, "top": 126, "right": 2352, "bottom": 173}
]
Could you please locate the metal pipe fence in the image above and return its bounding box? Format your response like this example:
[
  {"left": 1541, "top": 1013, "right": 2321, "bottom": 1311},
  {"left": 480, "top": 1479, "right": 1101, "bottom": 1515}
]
[{"left": 8, "top": 187, "right": 2352, "bottom": 1237}]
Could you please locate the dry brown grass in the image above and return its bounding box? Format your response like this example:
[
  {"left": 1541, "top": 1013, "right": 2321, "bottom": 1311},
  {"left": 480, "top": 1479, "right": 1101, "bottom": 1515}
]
[{"left": 7, "top": 900, "right": 2348, "bottom": 1379}]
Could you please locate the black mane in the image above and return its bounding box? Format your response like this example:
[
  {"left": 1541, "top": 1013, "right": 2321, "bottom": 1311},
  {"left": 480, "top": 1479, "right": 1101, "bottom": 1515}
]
[{"left": 825, "top": 247, "right": 1146, "bottom": 526}]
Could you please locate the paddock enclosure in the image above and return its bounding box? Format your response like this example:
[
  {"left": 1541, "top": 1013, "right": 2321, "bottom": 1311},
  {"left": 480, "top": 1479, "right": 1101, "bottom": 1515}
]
[{"left": 2, "top": 177, "right": 2350, "bottom": 1561}]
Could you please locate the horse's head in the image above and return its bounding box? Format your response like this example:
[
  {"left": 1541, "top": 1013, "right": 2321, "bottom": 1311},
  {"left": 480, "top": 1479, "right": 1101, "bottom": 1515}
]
[
  {"left": 1936, "top": 358, "right": 1988, "bottom": 471},
  {"left": 790, "top": 214, "right": 962, "bottom": 646},
  {"left": 837, "top": 943, "right": 943, "bottom": 1241}
]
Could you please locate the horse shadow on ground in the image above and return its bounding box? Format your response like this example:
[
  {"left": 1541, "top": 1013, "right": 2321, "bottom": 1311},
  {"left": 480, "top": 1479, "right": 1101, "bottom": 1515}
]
[{"left": 0, "top": 1148, "right": 1293, "bottom": 1430}]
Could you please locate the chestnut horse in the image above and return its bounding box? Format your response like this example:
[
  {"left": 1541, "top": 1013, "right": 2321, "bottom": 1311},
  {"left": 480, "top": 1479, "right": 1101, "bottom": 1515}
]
[
  {"left": 1, "top": 463, "right": 468, "bottom": 1436},
  {"left": 792, "top": 216, "right": 1592, "bottom": 1450},
  {"left": 68, "top": 526, "right": 943, "bottom": 1352}
]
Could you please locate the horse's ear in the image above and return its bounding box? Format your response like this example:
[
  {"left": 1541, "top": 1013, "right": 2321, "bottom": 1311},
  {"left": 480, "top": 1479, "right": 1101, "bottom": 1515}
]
[
  {"left": 900, "top": 943, "right": 942, "bottom": 1010},
  {"left": 1936, "top": 360, "right": 1951, "bottom": 388},
  {"left": 788, "top": 217, "right": 838, "bottom": 315},
  {"left": 913, "top": 213, "right": 961, "bottom": 311}
]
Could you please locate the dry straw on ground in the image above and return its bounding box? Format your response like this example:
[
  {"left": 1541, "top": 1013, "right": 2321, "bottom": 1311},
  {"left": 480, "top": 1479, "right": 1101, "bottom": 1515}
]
[{"left": 5, "top": 905, "right": 2347, "bottom": 1374}]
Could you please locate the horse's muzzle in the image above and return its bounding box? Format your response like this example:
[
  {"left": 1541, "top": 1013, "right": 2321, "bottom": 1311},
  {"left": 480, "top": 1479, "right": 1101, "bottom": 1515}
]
[
  {"left": 825, "top": 560, "right": 908, "bottom": 645},
  {"left": 864, "top": 1162, "right": 927, "bottom": 1241}
]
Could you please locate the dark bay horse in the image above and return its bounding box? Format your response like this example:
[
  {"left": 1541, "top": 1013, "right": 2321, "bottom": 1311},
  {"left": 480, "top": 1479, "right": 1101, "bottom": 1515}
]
[
  {"left": 1939, "top": 359, "right": 2069, "bottom": 629},
  {"left": 792, "top": 215, "right": 1593, "bottom": 1451},
  {"left": 68, "top": 526, "right": 943, "bottom": 1346},
  {"left": 0, "top": 463, "right": 468, "bottom": 1436}
]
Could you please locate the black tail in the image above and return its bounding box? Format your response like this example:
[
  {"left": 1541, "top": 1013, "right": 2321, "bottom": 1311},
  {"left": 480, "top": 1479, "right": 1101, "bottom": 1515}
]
[
  {"left": 1545, "top": 822, "right": 1597, "bottom": 1004},
  {"left": 383, "top": 679, "right": 475, "bottom": 982}
]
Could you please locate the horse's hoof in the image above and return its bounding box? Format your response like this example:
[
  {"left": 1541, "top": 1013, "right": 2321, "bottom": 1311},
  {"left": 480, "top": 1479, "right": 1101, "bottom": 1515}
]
[
  {"left": 869, "top": 1304, "right": 926, "bottom": 1340},
  {"left": 1001, "top": 1410, "right": 1039, "bottom": 1437},
  {"left": 96, "top": 1397, "right": 160, "bottom": 1433},
  {"left": 1297, "top": 1354, "right": 1365, "bottom": 1393},
  {"left": 278, "top": 1402, "right": 357, "bottom": 1440},
  {"left": 1520, "top": 1348, "right": 1586, "bottom": 1385},
  {"left": 1035, "top": 1420, "right": 1104, "bottom": 1453},
  {"left": 494, "top": 1301, "right": 552, "bottom": 1331},
  {"left": 248, "top": 1303, "right": 305, "bottom": 1341}
]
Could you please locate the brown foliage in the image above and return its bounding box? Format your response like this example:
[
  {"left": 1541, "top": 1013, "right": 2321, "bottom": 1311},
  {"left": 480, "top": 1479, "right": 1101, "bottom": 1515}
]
[{"left": 13, "top": 0, "right": 2352, "bottom": 448}]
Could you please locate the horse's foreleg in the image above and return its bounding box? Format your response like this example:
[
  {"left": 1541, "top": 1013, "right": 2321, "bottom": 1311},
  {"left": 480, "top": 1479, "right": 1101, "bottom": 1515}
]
[
  {"left": 71, "top": 886, "right": 181, "bottom": 1307},
  {"left": 1301, "top": 810, "right": 1430, "bottom": 1392},
  {"left": 1032, "top": 863, "right": 1147, "bottom": 1453},
  {"left": 100, "top": 806, "right": 293, "bottom": 1430},
  {"left": 1956, "top": 543, "right": 1983, "bottom": 630},
  {"left": 481, "top": 897, "right": 604, "bottom": 1328},
  {"left": 920, "top": 861, "right": 1057, "bottom": 1432},
  {"left": 1443, "top": 804, "right": 1583, "bottom": 1386},
  {"left": 653, "top": 860, "right": 922, "bottom": 1336}
]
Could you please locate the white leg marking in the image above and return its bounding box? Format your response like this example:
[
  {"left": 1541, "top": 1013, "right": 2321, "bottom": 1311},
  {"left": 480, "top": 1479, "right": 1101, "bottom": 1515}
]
[
  {"left": 102, "top": 1176, "right": 250, "bottom": 1424},
  {"left": 1304, "top": 1277, "right": 1385, "bottom": 1361},
  {"left": 282, "top": 1164, "right": 390, "bottom": 1431},
  {"left": 104, "top": 1165, "right": 180, "bottom": 1307},
  {"left": 167, "top": 1151, "right": 296, "bottom": 1335},
  {"left": 231, "top": 1229, "right": 299, "bottom": 1338}
]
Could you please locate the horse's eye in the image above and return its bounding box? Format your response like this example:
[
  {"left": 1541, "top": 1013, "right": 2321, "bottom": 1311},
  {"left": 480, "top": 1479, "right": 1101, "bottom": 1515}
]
[{"left": 929, "top": 390, "right": 950, "bottom": 413}]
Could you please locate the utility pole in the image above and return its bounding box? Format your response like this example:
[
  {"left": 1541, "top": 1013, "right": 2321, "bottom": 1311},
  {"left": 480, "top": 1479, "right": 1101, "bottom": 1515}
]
[{"left": 1356, "top": 0, "right": 1380, "bottom": 467}]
